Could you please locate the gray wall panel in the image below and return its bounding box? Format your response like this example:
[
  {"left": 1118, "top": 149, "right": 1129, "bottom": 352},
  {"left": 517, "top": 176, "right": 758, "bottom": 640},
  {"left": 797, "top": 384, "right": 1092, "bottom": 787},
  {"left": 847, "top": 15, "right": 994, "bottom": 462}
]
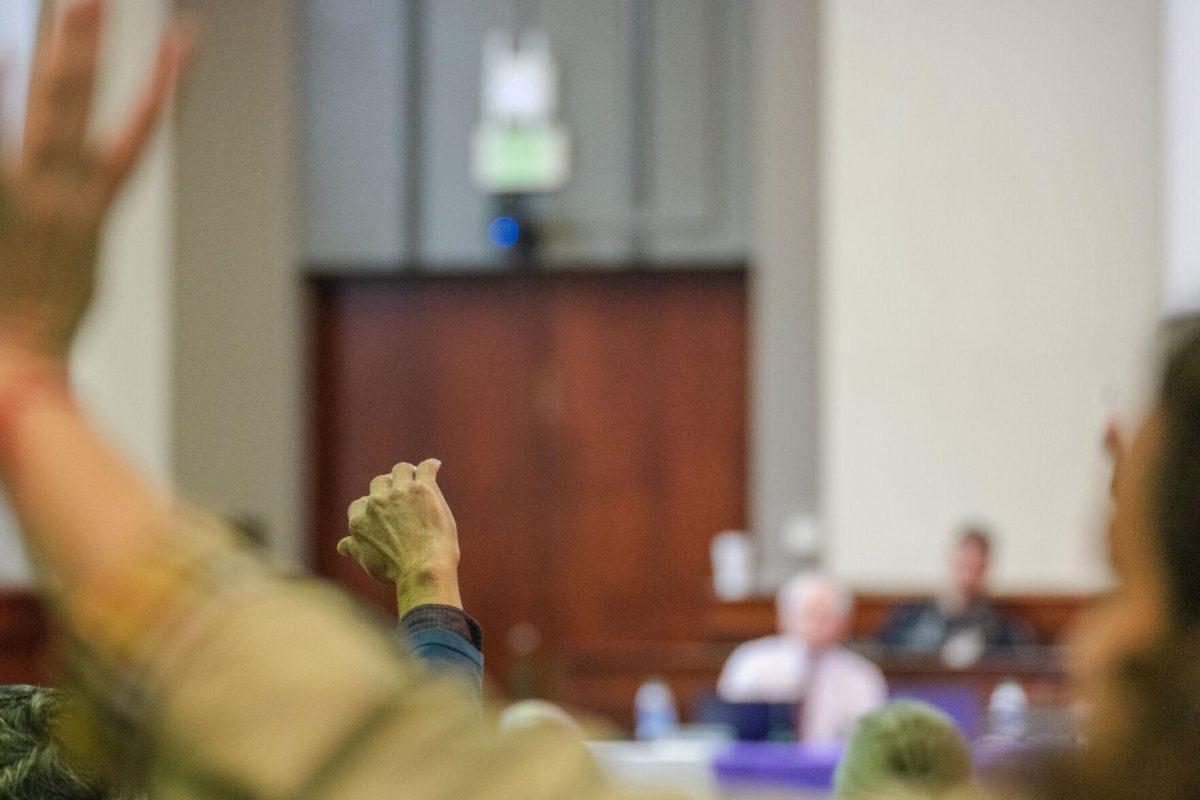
[
  {"left": 529, "top": 0, "right": 636, "bottom": 264},
  {"left": 303, "top": 0, "right": 751, "bottom": 269},
  {"left": 304, "top": 0, "right": 407, "bottom": 266},
  {"left": 418, "top": 0, "right": 515, "bottom": 268},
  {"left": 644, "top": 0, "right": 752, "bottom": 263}
]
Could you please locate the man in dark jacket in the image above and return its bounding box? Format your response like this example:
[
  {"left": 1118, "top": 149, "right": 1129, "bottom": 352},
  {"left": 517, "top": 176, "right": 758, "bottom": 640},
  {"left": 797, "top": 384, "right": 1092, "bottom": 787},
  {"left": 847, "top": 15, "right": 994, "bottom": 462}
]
[{"left": 878, "top": 527, "right": 1032, "bottom": 661}]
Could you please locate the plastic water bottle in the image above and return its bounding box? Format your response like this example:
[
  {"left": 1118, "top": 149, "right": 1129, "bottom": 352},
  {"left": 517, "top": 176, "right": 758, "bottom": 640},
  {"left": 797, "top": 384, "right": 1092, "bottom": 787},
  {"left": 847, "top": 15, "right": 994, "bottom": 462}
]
[
  {"left": 634, "top": 679, "right": 678, "bottom": 741},
  {"left": 988, "top": 680, "right": 1028, "bottom": 740},
  {"left": 711, "top": 531, "right": 754, "bottom": 601}
]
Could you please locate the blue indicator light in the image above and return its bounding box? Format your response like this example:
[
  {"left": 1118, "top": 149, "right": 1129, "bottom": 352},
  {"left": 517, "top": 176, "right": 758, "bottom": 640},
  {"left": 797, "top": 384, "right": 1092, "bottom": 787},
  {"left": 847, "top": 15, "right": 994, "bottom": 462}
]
[{"left": 488, "top": 216, "right": 521, "bottom": 248}]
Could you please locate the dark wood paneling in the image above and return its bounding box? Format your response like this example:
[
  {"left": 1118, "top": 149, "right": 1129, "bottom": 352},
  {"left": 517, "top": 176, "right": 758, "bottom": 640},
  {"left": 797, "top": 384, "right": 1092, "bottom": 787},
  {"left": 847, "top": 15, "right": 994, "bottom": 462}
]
[
  {"left": 308, "top": 270, "right": 748, "bottom": 696},
  {"left": 0, "top": 589, "right": 50, "bottom": 686},
  {"left": 559, "top": 639, "right": 1070, "bottom": 732},
  {"left": 705, "top": 593, "right": 1096, "bottom": 646},
  {"left": 310, "top": 278, "right": 550, "bottom": 634},
  {"left": 560, "top": 594, "right": 1090, "bottom": 730},
  {"left": 540, "top": 277, "right": 747, "bottom": 646}
]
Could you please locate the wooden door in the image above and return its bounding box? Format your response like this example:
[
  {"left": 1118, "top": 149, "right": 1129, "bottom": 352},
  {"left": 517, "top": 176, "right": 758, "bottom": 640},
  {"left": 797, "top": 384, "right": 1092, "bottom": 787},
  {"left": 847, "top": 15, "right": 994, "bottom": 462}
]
[{"left": 308, "top": 270, "right": 746, "bottom": 717}]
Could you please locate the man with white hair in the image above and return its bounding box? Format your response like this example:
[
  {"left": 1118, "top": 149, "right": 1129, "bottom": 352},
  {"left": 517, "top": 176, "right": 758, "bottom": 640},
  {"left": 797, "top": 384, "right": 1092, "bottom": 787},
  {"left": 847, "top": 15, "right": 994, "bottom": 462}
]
[{"left": 717, "top": 572, "right": 888, "bottom": 744}]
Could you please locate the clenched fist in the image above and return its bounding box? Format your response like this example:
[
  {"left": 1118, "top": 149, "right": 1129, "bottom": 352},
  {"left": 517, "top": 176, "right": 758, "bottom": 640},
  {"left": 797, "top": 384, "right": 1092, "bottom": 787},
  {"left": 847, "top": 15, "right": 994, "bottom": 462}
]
[{"left": 337, "top": 458, "right": 463, "bottom": 614}]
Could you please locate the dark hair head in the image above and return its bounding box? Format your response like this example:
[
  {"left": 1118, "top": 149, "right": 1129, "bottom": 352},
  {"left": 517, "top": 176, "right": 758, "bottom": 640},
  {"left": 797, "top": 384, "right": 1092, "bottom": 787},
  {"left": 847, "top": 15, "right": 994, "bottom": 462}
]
[
  {"left": 957, "top": 526, "right": 992, "bottom": 557},
  {"left": 0, "top": 685, "right": 108, "bottom": 799},
  {"left": 1155, "top": 325, "right": 1200, "bottom": 626}
]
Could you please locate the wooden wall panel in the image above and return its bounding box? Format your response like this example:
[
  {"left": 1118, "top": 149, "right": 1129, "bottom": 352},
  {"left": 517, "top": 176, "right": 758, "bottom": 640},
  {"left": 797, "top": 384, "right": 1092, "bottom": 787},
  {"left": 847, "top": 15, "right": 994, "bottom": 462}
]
[
  {"left": 310, "top": 278, "right": 550, "bottom": 638},
  {"left": 0, "top": 590, "right": 50, "bottom": 686},
  {"left": 704, "top": 594, "right": 1096, "bottom": 646},
  {"left": 308, "top": 270, "right": 748, "bottom": 695},
  {"left": 541, "top": 277, "right": 746, "bottom": 646}
]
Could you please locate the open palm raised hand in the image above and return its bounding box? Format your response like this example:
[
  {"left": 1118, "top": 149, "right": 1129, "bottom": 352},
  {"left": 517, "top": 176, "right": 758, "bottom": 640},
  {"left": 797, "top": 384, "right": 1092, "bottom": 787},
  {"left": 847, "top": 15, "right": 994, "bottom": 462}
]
[{"left": 0, "top": 0, "right": 191, "bottom": 358}]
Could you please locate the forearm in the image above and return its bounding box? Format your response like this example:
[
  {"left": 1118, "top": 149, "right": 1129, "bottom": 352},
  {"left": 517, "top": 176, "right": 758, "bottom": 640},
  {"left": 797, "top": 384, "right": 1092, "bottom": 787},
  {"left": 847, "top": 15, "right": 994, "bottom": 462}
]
[
  {"left": 396, "top": 566, "right": 463, "bottom": 618},
  {"left": 0, "top": 353, "right": 173, "bottom": 620},
  {"left": 0, "top": 0, "right": 188, "bottom": 621}
]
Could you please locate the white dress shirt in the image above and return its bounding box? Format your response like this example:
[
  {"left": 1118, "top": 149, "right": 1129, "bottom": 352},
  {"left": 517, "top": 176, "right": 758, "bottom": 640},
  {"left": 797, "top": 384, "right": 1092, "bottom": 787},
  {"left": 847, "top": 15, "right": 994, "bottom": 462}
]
[{"left": 716, "top": 635, "right": 888, "bottom": 744}]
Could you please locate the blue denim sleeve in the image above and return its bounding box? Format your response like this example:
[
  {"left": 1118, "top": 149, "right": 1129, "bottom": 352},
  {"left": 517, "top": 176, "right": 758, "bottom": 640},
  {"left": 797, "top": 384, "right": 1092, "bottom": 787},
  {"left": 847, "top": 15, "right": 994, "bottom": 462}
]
[{"left": 399, "top": 605, "right": 484, "bottom": 706}]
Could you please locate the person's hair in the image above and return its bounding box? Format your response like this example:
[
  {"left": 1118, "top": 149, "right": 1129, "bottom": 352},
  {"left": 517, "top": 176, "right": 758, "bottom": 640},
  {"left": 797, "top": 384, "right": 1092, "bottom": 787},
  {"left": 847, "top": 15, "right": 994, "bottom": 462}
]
[
  {"left": 1033, "top": 632, "right": 1200, "bottom": 800},
  {"left": 0, "top": 685, "right": 109, "bottom": 799},
  {"left": 832, "top": 701, "right": 972, "bottom": 800},
  {"left": 956, "top": 526, "right": 992, "bottom": 558},
  {"left": 1030, "top": 327, "right": 1200, "bottom": 800},
  {"left": 1154, "top": 325, "right": 1200, "bottom": 626},
  {"left": 777, "top": 571, "right": 853, "bottom": 622}
]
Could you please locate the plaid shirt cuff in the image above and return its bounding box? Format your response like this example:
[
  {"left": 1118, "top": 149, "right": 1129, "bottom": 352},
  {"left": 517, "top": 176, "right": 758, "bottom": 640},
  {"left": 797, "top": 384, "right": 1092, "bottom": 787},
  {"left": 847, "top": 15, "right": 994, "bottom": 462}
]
[{"left": 399, "top": 604, "right": 483, "bottom": 651}]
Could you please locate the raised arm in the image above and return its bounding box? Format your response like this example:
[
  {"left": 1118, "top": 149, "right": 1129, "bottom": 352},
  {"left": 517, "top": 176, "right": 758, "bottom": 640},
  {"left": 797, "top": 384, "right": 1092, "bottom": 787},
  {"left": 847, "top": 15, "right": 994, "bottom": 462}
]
[
  {"left": 0, "top": 0, "right": 191, "bottom": 617},
  {"left": 338, "top": 459, "right": 484, "bottom": 699},
  {"left": 0, "top": 7, "right": 613, "bottom": 795},
  {"left": 338, "top": 458, "right": 463, "bottom": 616}
]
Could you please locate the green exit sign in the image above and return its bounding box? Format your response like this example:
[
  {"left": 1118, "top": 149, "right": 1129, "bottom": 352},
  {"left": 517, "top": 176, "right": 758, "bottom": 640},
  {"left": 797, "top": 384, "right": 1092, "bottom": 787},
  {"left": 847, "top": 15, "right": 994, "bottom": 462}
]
[{"left": 473, "top": 123, "right": 570, "bottom": 194}]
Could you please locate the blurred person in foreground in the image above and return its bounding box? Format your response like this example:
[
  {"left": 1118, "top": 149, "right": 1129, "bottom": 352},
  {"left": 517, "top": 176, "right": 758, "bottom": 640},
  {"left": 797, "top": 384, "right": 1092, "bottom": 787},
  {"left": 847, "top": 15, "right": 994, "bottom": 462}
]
[
  {"left": 1021, "top": 330, "right": 1200, "bottom": 800},
  {"left": 911, "top": 331, "right": 1200, "bottom": 800},
  {"left": 718, "top": 572, "right": 887, "bottom": 744},
  {"left": 0, "top": 2, "right": 630, "bottom": 796},
  {"left": 832, "top": 700, "right": 972, "bottom": 800},
  {"left": 0, "top": 476, "right": 486, "bottom": 795},
  {"left": 878, "top": 527, "right": 1031, "bottom": 664}
]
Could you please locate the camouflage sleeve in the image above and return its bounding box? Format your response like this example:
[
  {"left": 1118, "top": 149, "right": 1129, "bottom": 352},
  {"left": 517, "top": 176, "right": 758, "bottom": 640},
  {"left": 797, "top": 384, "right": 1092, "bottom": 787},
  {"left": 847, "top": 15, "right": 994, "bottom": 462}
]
[{"left": 52, "top": 512, "right": 633, "bottom": 799}]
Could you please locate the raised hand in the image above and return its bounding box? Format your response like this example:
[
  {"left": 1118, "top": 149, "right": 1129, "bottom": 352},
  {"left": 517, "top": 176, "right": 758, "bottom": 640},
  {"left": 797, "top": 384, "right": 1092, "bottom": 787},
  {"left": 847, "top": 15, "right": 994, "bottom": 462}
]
[
  {"left": 338, "top": 459, "right": 463, "bottom": 614},
  {"left": 0, "top": 0, "right": 192, "bottom": 359}
]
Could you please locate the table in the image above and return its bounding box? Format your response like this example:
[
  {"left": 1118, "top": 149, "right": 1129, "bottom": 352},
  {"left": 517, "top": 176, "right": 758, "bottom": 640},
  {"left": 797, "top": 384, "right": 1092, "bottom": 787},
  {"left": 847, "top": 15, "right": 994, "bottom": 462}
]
[
  {"left": 590, "top": 737, "right": 1044, "bottom": 799},
  {"left": 589, "top": 740, "right": 842, "bottom": 799},
  {"left": 713, "top": 742, "right": 843, "bottom": 792}
]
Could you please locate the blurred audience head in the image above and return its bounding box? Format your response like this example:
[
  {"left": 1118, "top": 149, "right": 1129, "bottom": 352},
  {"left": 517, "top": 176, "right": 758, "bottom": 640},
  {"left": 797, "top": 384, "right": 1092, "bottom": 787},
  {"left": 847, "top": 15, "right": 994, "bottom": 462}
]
[
  {"left": 832, "top": 700, "right": 972, "bottom": 800},
  {"left": 497, "top": 700, "right": 585, "bottom": 739},
  {"left": 0, "top": 685, "right": 111, "bottom": 799},
  {"left": 1071, "top": 328, "right": 1200, "bottom": 706},
  {"left": 1044, "top": 325, "right": 1200, "bottom": 800},
  {"left": 777, "top": 572, "right": 853, "bottom": 651},
  {"left": 950, "top": 525, "right": 992, "bottom": 603}
]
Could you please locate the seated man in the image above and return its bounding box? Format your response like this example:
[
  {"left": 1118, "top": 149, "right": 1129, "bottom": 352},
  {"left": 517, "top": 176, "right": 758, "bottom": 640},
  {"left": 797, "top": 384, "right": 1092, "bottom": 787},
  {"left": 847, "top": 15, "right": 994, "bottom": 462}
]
[
  {"left": 832, "top": 700, "right": 973, "bottom": 800},
  {"left": 718, "top": 572, "right": 887, "bottom": 744},
  {"left": 878, "top": 527, "right": 1032, "bottom": 663}
]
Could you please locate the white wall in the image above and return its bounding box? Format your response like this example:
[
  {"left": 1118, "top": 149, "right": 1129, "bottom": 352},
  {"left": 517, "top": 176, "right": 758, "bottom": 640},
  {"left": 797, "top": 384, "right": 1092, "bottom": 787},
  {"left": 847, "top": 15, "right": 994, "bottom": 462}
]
[
  {"left": 76, "top": 0, "right": 175, "bottom": 483},
  {"left": 0, "top": 0, "right": 176, "bottom": 584},
  {"left": 1163, "top": 0, "right": 1200, "bottom": 317},
  {"left": 822, "top": 0, "right": 1160, "bottom": 592},
  {"left": 303, "top": 0, "right": 407, "bottom": 266}
]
